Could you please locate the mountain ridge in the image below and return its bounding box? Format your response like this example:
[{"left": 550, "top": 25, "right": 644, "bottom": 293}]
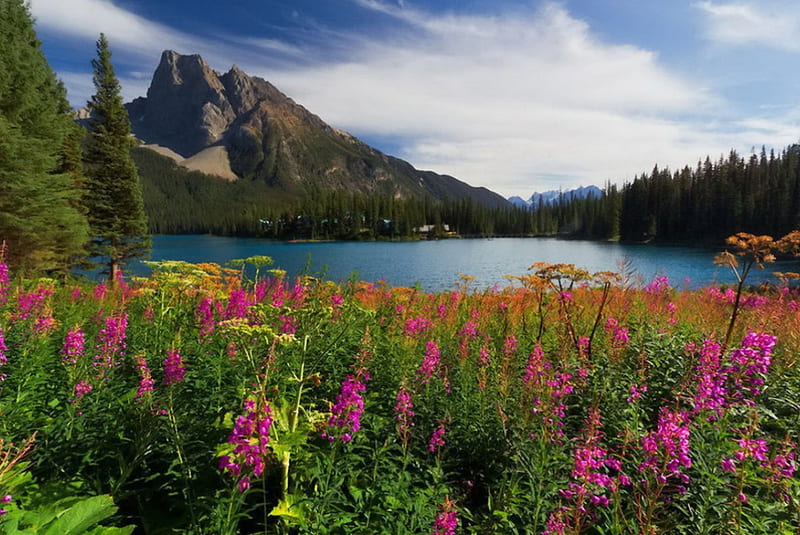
[
  {"left": 125, "top": 50, "right": 509, "bottom": 209},
  {"left": 509, "top": 185, "right": 602, "bottom": 208}
]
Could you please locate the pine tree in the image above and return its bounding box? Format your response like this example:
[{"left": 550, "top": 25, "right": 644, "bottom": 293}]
[
  {"left": 0, "top": 0, "right": 90, "bottom": 272},
  {"left": 84, "top": 34, "right": 149, "bottom": 280}
]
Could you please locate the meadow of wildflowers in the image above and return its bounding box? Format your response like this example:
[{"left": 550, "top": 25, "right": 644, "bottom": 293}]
[{"left": 0, "top": 234, "right": 798, "bottom": 534}]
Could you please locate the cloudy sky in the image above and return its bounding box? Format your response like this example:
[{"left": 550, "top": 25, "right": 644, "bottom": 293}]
[{"left": 29, "top": 0, "right": 800, "bottom": 198}]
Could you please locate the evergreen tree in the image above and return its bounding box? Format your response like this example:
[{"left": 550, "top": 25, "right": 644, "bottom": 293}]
[
  {"left": 84, "top": 34, "right": 149, "bottom": 280},
  {"left": 0, "top": 0, "right": 89, "bottom": 272}
]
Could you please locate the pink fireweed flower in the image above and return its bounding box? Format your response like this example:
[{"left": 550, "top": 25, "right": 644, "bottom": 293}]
[
  {"left": 331, "top": 294, "right": 344, "bottom": 308},
  {"left": 0, "top": 327, "right": 7, "bottom": 366},
  {"left": 93, "top": 282, "right": 107, "bottom": 301},
  {"left": 733, "top": 437, "right": 769, "bottom": 462},
  {"left": 726, "top": 331, "right": 777, "bottom": 404},
  {"left": 627, "top": 383, "right": 647, "bottom": 403},
  {"left": 278, "top": 314, "right": 297, "bottom": 334},
  {"left": 70, "top": 286, "right": 82, "bottom": 301},
  {"left": 721, "top": 457, "right": 737, "bottom": 473},
  {"left": 693, "top": 339, "right": 726, "bottom": 417},
  {"left": 432, "top": 496, "right": 458, "bottom": 535},
  {"left": 323, "top": 372, "right": 369, "bottom": 443},
  {"left": 478, "top": 345, "right": 491, "bottom": 368},
  {"left": 270, "top": 282, "right": 285, "bottom": 308},
  {"left": 428, "top": 424, "right": 447, "bottom": 453},
  {"left": 134, "top": 354, "right": 154, "bottom": 398},
  {"left": 477, "top": 344, "right": 492, "bottom": 391},
  {"left": 502, "top": 335, "right": 518, "bottom": 357},
  {"left": 92, "top": 313, "right": 128, "bottom": 380},
  {"left": 224, "top": 289, "right": 250, "bottom": 320},
  {"left": 707, "top": 287, "right": 736, "bottom": 304},
  {"left": 0, "top": 260, "right": 8, "bottom": 305},
  {"left": 523, "top": 343, "right": 547, "bottom": 386},
  {"left": 544, "top": 410, "right": 627, "bottom": 535},
  {"left": 405, "top": 316, "right": 434, "bottom": 337},
  {"left": 577, "top": 336, "right": 590, "bottom": 359},
  {"left": 254, "top": 280, "right": 269, "bottom": 302},
  {"left": 458, "top": 321, "right": 479, "bottom": 357},
  {"left": 646, "top": 276, "right": 671, "bottom": 295},
  {"left": 61, "top": 328, "right": 85, "bottom": 365},
  {"left": 14, "top": 285, "right": 53, "bottom": 323},
  {"left": 523, "top": 343, "right": 575, "bottom": 441},
  {"left": 605, "top": 318, "right": 630, "bottom": 349},
  {"left": 74, "top": 380, "right": 92, "bottom": 399},
  {"left": 612, "top": 328, "right": 630, "bottom": 348},
  {"left": 416, "top": 341, "right": 442, "bottom": 384},
  {"left": 163, "top": 349, "right": 186, "bottom": 386},
  {"left": 394, "top": 387, "right": 415, "bottom": 442},
  {"left": 639, "top": 409, "right": 692, "bottom": 495},
  {"left": 289, "top": 280, "right": 305, "bottom": 308},
  {"left": 196, "top": 297, "right": 216, "bottom": 339},
  {"left": 219, "top": 397, "right": 273, "bottom": 491}
]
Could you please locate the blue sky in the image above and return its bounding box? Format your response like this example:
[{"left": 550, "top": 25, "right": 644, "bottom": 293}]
[{"left": 29, "top": 0, "right": 800, "bottom": 197}]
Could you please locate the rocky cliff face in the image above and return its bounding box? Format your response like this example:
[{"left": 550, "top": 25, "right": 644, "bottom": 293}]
[{"left": 126, "top": 50, "right": 509, "bottom": 208}]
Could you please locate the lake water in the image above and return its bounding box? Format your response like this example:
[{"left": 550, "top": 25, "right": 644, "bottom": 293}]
[{"left": 126, "top": 235, "right": 799, "bottom": 292}]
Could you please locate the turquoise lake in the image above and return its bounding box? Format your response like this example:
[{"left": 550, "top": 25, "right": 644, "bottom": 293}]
[{"left": 126, "top": 235, "right": 799, "bottom": 292}]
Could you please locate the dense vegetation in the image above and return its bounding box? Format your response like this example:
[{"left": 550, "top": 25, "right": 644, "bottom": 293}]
[
  {"left": 0, "top": 0, "right": 89, "bottom": 271},
  {"left": 1, "top": 233, "right": 799, "bottom": 534},
  {"left": 136, "top": 141, "right": 800, "bottom": 245},
  {"left": 0, "top": 1, "right": 148, "bottom": 276}
]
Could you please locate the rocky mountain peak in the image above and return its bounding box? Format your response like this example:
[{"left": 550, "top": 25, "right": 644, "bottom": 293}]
[{"left": 126, "top": 50, "right": 510, "bottom": 208}]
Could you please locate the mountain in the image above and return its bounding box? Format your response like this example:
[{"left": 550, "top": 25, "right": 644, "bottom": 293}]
[
  {"left": 126, "top": 50, "right": 509, "bottom": 209},
  {"left": 510, "top": 185, "right": 602, "bottom": 208}
]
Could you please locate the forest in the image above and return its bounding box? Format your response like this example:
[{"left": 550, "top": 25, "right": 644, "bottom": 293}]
[{"left": 137, "top": 144, "right": 800, "bottom": 244}]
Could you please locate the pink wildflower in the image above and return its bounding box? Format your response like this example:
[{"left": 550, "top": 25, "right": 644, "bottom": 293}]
[
  {"left": 416, "top": 341, "right": 442, "bottom": 384},
  {"left": 428, "top": 424, "right": 447, "bottom": 453},
  {"left": 0, "top": 327, "right": 7, "bottom": 366},
  {"left": 74, "top": 380, "right": 92, "bottom": 399},
  {"left": 692, "top": 339, "right": 726, "bottom": 417},
  {"left": 196, "top": 297, "right": 216, "bottom": 339},
  {"left": 0, "top": 260, "right": 8, "bottom": 305},
  {"left": 219, "top": 397, "right": 273, "bottom": 491},
  {"left": 61, "top": 328, "right": 85, "bottom": 365},
  {"left": 394, "top": 387, "right": 415, "bottom": 443},
  {"left": 432, "top": 497, "right": 458, "bottom": 535},
  {"left": 323, "top": 372, "right": 369, "bottom": 443},
  {"left": 134, "top": 354, "right": 154, "bottom": 398},
  {"left": 163, "top": 349, "right": 186, "bottom": 386},
  {"left": 224, "top": 289, "right": 250, "bottom": 320},
  {"left": 405, "top": 316, "right": 434, "bottom": 337},
  {"left": 639, "top": 409, "right": 692, "bottom": 495},
  {"left": 93, "top": 313, "right": 128, "bottom": 380}
]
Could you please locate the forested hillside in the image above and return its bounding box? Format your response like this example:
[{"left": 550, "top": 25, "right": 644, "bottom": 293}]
[
  {"left": 137, "top": 143, "right": 800, "bottom": 243},
  {"left": 134, "top": 145, "right": 800, "bottom": 243}
]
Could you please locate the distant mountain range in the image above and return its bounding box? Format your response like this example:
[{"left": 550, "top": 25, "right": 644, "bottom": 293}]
[
  {"left": 123, "top": 50, "right": 509, "bottom": 209},
  {"left": 508, "top": 185, "right": 602, "bottom": 208}
]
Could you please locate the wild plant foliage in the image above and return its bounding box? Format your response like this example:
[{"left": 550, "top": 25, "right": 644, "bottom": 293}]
[{"left": 0, "top": 237, "right": 798, "bottom": 534}]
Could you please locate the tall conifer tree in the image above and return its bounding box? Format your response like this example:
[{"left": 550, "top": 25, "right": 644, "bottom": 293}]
[
  {"left": 0, "top": 0, "right": 90, "bottom": 271},
  {"left": 84, "top": 34, "right": 149, "bottom": 280}
]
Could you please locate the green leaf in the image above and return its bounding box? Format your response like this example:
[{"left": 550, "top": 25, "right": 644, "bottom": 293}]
[
  {"left": 269, "top": 494, "right": 306, "bottom": 525},
  {"left": 40, "top": 496, "right": 118, "bottom": 535}
]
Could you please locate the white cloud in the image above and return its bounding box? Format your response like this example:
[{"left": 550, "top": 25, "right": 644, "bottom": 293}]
[
  {"left": 32, "top": 0, "right": 800, "bottom": 196},
  {"left": 262, "top": 2, "right": 738, "bottom": 194},
  {"left": 696, "top": 1, "right": 800, "bottom": 51},
  {"left": 29, "top": 0, "right": 195, "bottom": 56}
]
